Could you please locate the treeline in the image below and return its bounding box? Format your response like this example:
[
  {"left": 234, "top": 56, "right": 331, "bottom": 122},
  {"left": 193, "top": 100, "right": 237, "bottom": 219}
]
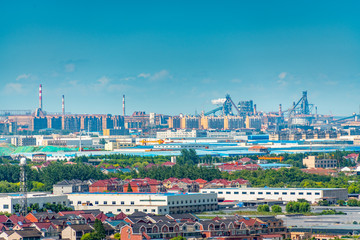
[
  {"left": 74, "top": 154, "right": 170, "bottom": 168},
  {"left": 223, "top": 168, "right": 332, "bottom": 188},
  {"left": 0, "top": 163, "right": 106, "bottom": 192},
  {"left": 137, "top": 164, "right": 222, "bottom": 181}
]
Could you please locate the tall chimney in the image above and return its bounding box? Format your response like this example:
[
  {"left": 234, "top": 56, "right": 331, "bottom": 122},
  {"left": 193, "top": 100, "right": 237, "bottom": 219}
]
[
  {"left": 253, "top": 104, "right": 257, "bottom": 115},
  {"left": 279, "top": 104, "right": 282, "bottom": 116},
  {"left": 39, "top": 84, "right": 43, "bottom": 109},
  {"left": 62, "top": 95, "right": 65, "bottom": 115},
  {"left": 122, "top": 94, "right": 125, "bottom": 116}
]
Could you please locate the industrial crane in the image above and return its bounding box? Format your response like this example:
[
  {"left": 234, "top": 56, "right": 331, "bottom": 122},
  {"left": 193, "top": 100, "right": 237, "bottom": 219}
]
[{"left": 204, "top": 94, "right": 241, "bottom": 116}]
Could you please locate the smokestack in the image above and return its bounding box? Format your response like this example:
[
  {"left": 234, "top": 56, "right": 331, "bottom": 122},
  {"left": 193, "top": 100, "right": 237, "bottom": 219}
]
[
  {"left": 39, "top": 84, "right": 43, "bottom": 110},
  {"left": 279, "top": 104, "right": 282, "bottom": 116},
  {"left": 122, "top": 94, "right": 125, "bottom": 116},
  {"left": 62, "top": 95, "right": 65, "bottom": 115},
  {"left": 253, "top": 104, "right": 257, "bottom": 115}
]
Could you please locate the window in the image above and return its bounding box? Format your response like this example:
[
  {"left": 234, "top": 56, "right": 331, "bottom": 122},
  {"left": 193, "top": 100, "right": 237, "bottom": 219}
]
[
  {"left": 126, "top": 209, "right": 130, "bottom": 212},
  {"left": 159, "top": 209, "right": 162, "bottom": 212},
  {"left": 117, "top": 209, "right": 121, "bottom": 212},
  {"left": 70, "top": 201, "right": 73, "bottom": 204},
  {"left": 185, "top": 200, "right": 188, "bottom": 204},
  {"left": 299, "top": 192, "right": 304, "bottom": 195},
  {"left": 152, "top": 209, "right": 156, "bottom": 212},
  {"left": 144, "top": 209, "right": 147, "bottom": 212},
  {"left": 121, "top": 201, "right": 124, "bottom": 205},
  {"left": 234, "top": 192, "right": 239, "bottom": 194},
  {"left": 77, "top": 201, "right": 81, "bottom": 204},
  {"left": 258, "top": 192, "right": 263, "bottom": 195},
  {"left": 315, "top": 192, "right": 320, "bottom": 195},
  {"left": 242, "top": 192, "right": 247, "bottom": 194},
  {"left": 95, "top": 201, "right": 99, "bottom": 204},
  {"left": 135, "top": 209, "right": 139, "bottom": 212},
  {"left": 181, "top": 201, "right": 183, "bottom": 204},
  {"left": 112, "top": 201, "right": 116, "bottom": 205},
  {"left": 104, "top": 201, "right": 107, "bottom": 205},
  {"left": 3, "top": 205, "right": 8, "bottom": 209},
  {"left": 131, "top": 201, "right": 134, "bottom": 205},
  {"left": 307, "top": 192, "right": 312, "bottom": 195},
  {"left": 266, "top": 192, "right": 271, "bottom": 195},
  {"left": 218, "top": 191, "right": 223, "bottom": 194},
  {"left": 210, "top": 191, "right": 215, "bottom": 193},
  {"left": 203, "top": 191, "right": 207, "bottom": 193},
  {"left": 290, "top": 192, "right": 295, "bottom": 195},
  {"left": 282, "top": 192, "right": 287, "bottom": 195},
  {"left": 250, "top": 192, "right": 255, "bottom": 195},
  {"left": 172, "top": 201, "right": 175, "bottom": 204},
  {"left": 226, "top": 192, "right": 231, "bottom": 194},
  {"left": 190, "top": 200, "right": 192, "bottom": 203}
]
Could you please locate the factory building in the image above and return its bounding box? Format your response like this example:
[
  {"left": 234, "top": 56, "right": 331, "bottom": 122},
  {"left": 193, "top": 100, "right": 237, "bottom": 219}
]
[
  {"left": 11, "top": 136, "right": 36, "bottom": 146},
  {"left": 67, "top": 192, "right": 218, "bottom": 214},
  {"left": 201, "top": 188, "right": 347, "bottom": 204},
  {"left": 0, "top": 192, "right": 70, "bottom": 213},
  {"left": 156, "top": 129, "right": 206, "bottom": 139},
  {"left": 238, "top": 100, "right": 254, "bottom": 116},
  {"left": 303, "top": 156, "right": 338, "bottom": 169}
]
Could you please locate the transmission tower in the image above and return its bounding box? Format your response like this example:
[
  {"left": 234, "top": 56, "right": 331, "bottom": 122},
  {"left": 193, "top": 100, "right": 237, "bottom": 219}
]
[{"left": 19, "top": 158, "right": 27, "bottom": 216}]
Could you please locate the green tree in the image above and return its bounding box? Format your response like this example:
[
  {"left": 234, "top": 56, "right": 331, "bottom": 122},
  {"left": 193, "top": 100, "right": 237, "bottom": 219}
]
[
  {"left": 99, "top": 139, "right": 106, "bottom": 145},
  {"left": 257, "top": 204, "right": 269, "bottom": 212},
  {"left": 337, "top": 200, "right": 345, "bottom": 206},
  {"left": 271, "top": 205, "right": 282, "bottom": 213},
  {"left": 81, "top": 233, "right": 96, "bottom": 240},
  {"left": 127, "top": 183, "right": 133, "bottom": 192},
  {"left": 93, "top": 219, "right": 106, "bottom": 239},
  {"left": 114, "top": 233, "right": 121, "bottom": 240},
  {"left": 318, "top": 200, "right": 329, "bottom": 206},
  {"left": 170, "top": 236, "right": 186, "bottom": 240},
  {"left": 347, "top": 199, "right": 359, "bottom": 206}
]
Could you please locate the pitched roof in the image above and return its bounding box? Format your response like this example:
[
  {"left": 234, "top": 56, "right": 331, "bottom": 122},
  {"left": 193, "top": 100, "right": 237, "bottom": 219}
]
[
  {"left": 31, "top": 222, "right": 56, "bottom": 230},
  {"left": 68, "top": 224, "right": 93, "bottom": 232},
  {"left": 0, "top": 215, "right": 8, "bottom": 223},
  {"left": 12, "top": 229, "right": 42, "bottom": 238}
]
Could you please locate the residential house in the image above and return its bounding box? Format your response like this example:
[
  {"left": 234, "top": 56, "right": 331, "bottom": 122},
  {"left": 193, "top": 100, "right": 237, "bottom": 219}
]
[
  {"left": 89, "top": 178, "right": 124, "bottom": 193},
  {"left": 61, "top": 224, "right": 94, "bottom": 240}
]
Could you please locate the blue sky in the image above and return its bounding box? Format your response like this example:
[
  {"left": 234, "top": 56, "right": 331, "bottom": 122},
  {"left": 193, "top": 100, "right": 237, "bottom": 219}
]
[{"left": 1, "top": 1, "right": 360, "bottom": 116}]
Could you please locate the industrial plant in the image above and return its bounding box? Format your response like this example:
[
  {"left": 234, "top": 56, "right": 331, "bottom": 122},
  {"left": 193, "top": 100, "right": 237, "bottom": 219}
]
[{"left": 1, "top": 84, "right": 360, "bottom": 138}]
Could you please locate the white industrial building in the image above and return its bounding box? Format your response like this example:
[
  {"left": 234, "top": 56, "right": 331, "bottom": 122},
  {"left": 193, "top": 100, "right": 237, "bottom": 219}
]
[
  {"left": 0, "top": 192, "right": 70, "bottom": 213},
  {"left": 156, "top": 130, "right": 206, "bottom": 139},
  {"left": 201, "top": 188, "right": 348, "bottom": 204},
  {"left": 67, "top": 192, "right": 218, "bottom": 214}
]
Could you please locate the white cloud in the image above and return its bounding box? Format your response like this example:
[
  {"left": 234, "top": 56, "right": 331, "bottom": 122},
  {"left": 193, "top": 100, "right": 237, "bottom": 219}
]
[
  {"left": 149, "top": 70, "right": 171, "bottom": 81},
  {"left": 65, "top": 63, "right": 75, "bottom": 72},
  {"left": 4, "top": 83, "right": 24, "bottom": 94},
  {"left": 277, "top": 79, "right": 287, "bottom": 86},
  {"left": 278, "top": 72, "right": 287, "bottom": 79},
  {"left": 94, "top": 76, "right": 110, "bottom": 88},
  {"left": 138, "top": 73, "right": 151, "bottom": 78},
  {"left": 16, "top": 74, "right": 31, "bottom": 81}
]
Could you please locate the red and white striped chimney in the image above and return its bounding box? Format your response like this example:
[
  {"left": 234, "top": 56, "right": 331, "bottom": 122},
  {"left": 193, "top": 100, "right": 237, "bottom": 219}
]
[
  {"left": 39, "top": 84, "right": 43, "bottom": 109},
  {"left": 62, "top": 95, "right": 65, "bottom": 115}
]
